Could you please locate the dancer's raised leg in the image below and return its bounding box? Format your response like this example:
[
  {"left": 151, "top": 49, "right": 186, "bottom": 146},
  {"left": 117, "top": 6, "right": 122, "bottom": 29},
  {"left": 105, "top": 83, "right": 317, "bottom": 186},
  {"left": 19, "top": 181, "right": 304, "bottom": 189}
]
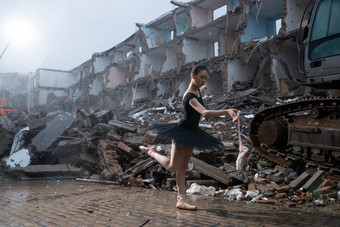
[{"left": 139, "top": 145, "right": 171, "bottom": 170}]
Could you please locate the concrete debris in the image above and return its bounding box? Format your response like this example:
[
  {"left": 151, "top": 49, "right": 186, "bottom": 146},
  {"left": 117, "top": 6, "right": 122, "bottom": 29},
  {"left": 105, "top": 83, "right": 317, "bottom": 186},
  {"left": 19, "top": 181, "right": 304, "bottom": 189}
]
[
  {"left": 121, "top": 157, "right": 156, "bottom": 180},
  {"left": 31, "top": 112, "right": 75, "bottom": 152},
  {"left": 9, "top": 164, "right": 82, "bottom": 180},
  {"left": 0, "top": 87, "right": 338, "bottom": 210},
  {"left": 75, "top": 177, "right": 119, "bottom": 185},
  {"left": 302, "top": 170, "right": 325, "bottom": 191},
  {"left": 289, "top": 172, "right": 310, "bottom": 190},
  {"left": 190, "top": 156, "right": 233, "bottom": 186}
]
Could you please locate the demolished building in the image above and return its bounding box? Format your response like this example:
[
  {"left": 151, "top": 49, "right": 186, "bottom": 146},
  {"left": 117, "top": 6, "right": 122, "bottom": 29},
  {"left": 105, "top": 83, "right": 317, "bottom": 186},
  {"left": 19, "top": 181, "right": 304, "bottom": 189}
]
[
  {"left": 14, "top": 0, "right": 308, "bottom": 113},
  {"left": 1, "top": 0, "right": 340, "bottom": 208}
]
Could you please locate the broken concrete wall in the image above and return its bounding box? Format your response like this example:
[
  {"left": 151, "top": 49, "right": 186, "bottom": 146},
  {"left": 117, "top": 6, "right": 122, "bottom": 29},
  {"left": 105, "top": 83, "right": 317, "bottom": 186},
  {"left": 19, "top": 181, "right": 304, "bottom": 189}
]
[
  {"left": 92, "top": 54, "right": 114, "bottom": 74},
  {"left": 131, "top": 79, "right": 158, "bottom": 105},
  {"left": 205, "top": 72, "right": 224, "bottom": 94},
  {"left": 161, "top": 46, "right": 178, "bottom": 73},
  {"left": 156, "top": 79, "right": 171, "bottom": 98},
  {"left": 175, "top": 11, "right": 190, "bottom": 36},
  {"left": 183, "top": 39, "right": 213, "bottom": 63},
  {"left": 271, "top": 40, "right": 305, "bottom": 92},
  {"left": 71, "top": 61, "right": 92, "bottom": 97},
  {"left": 0, "top": 73, "right": 29, "bottom": 111},
  {"left": 278, "top": 41, "right": 306, "bottom": 83},
  {"left": 228, "top": 59, "right": 249, "bottom": 91},
  {"left": 178, "top": 74, "right": 191, "bottom": 96},
  {"left": 139, "top": 26, "right": 171, "bottom": 49},
  {"left": 227, "top": 0, "right": 240, "bottom": 11},
  {"left": 106, "top": 66, "right": 128, "bottom": 89},
  {"left": 220, "top": 13, "right": 244, "bottom": 56},
  {"left": 89, "top": 73, "right": 104, "bottom": 95},
  {"left": 137, "top": 49, "right": 165, "bottom": 79},
  {"left": 189, "top": 5, "right": 211, "bottom": 29},
  {"left": 132, "top": 84, "right": 150, "bottom": 103},
  {"left": 242, "top": 0, "right": 283, "bottom": 42},
  {"left": 285, "top": 0, "right": 311, "bottom": 32},
  {"left": 113, "top": 51, "right": 125, "bottom": 62},
  {"left": 117, "top": 86, "right": 134, "bottom": 108},
  {"left": 31, "top": 69, "right": 79, "bottom": 112}
]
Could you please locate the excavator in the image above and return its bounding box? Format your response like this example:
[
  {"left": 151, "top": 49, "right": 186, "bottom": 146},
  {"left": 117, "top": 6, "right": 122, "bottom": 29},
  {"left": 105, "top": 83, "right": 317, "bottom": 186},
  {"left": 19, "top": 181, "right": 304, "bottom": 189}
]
[
  {"left": 0, "top": 97, "right": 17, "bottom": 117},
  {"left": 249, "top": 0, "right": 340, "bottom": 176}
]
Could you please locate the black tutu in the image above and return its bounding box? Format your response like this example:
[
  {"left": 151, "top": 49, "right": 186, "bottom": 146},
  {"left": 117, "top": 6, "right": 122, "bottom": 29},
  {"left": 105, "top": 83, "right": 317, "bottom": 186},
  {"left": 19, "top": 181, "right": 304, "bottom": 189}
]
[{"left": 148, "top": 122, "right": 223, "bottom": 152}]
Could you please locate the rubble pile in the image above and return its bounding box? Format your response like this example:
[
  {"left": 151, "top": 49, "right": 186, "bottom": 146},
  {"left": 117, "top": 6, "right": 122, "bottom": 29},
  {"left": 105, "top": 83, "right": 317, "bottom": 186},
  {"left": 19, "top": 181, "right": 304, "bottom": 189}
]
[
  {"left": 0, "top": 87, "right": 339, "bottom": 210},
  {"left": 219, "top": 161, "right": 340, "bottom": 209}
]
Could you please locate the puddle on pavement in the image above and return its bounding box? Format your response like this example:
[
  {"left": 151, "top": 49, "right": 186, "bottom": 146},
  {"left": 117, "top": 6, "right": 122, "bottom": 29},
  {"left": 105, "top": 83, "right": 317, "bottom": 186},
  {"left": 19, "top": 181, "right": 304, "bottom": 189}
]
[{"left": 0, "top": 176, "right": 339, "bottom": 227}]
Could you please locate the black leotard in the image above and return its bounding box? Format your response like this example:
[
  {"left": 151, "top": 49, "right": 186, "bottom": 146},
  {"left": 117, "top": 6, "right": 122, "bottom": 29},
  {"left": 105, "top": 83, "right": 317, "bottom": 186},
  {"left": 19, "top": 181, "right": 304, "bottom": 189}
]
[
  {"left": 179, "top": 92, "right": 204, "bottom": 131},
  {"left": 148, "top": 90, "right": 223, "bottom": 152}
]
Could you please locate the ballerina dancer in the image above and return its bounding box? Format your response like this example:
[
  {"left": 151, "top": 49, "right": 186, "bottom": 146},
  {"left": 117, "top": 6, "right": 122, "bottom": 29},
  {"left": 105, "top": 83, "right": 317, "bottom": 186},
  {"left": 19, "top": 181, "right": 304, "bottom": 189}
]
[{"left": 140, "top": 64, "right": 240, "bottom": 210}]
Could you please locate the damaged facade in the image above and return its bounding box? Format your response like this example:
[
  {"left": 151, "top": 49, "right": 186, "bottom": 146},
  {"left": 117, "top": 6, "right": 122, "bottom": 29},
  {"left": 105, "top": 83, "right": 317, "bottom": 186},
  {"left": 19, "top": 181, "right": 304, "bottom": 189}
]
[{"left": 5, "top": 0, "right": 308, "bottom": 112}]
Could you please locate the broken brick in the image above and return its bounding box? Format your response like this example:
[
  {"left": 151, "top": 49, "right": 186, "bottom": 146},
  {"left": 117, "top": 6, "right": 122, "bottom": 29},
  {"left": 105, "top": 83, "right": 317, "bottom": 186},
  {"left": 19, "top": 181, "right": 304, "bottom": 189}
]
[
  {"left": 318, "top": 179, "right": 336, "bottom": 189},
  {"left": 117, "top": 141, "right": 139, "bottom": 158},
  {"left": 275, "top": 192, "right": 287, "bottom": 200},
  {"left": 256, "top": 184, "right": 274, "bottom": 192},
  {"left": 270, "top": 181, "right": 280, "bottom": 190},
  {"left": 290, "top": 196, "right": 304, "bottom": 203},
  {"left": 276, "top": 185, "right": 290, "bottom": 193},
  {"left": 255, "top": 177, "right": 266, "bottom": 184},
  {"left": 248, "top": 182, "right": 256, "bottom": 190},
  {"left": 319, "top": 192, "right": 338, "bottom": 200}
]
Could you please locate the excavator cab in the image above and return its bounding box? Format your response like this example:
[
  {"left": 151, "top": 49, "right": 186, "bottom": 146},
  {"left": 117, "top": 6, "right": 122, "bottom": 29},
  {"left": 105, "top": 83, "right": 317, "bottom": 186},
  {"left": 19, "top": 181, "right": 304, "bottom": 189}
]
[
  {"left": 250, "top": 0, "right": 340, "bottom": 174},
  {"left": 301, "top": 0, "right": 340, "bottom": 89}
]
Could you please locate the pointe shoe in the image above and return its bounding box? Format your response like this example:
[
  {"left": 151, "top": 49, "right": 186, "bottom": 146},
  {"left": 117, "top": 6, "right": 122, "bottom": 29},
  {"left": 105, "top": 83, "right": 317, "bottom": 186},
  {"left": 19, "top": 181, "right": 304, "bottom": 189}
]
[{"left": 176, "top": 196, "right": 197, "bottom": 211}]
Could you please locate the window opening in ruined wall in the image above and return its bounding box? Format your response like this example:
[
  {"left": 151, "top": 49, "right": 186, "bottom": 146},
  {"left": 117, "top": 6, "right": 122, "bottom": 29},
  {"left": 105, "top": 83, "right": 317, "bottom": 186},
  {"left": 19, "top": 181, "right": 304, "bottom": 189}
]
[
  {"left": 213, "top": 41, "right": 219, "bottom": 57},
  {"left": 126, "top": 50, "right": 132, "bottom": 59},
  {"left": 275, "top": 19, "right": 281, "bottom": 35},
  {"left": 213, "top": 5, "right": 227, "bottom": 21}
]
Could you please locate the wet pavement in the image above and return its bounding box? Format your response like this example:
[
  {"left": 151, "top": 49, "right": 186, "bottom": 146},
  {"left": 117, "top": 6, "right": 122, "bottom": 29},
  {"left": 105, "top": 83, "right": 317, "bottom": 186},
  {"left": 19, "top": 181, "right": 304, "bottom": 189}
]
[{"left": 0, "top": 175, "right": 339, "bottom": 227}]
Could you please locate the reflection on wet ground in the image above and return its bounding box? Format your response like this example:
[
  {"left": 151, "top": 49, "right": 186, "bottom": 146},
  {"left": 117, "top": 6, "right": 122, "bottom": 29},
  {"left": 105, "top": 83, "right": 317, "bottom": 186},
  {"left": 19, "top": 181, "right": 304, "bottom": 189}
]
[{"left": 0, "top": 176, "right": 339, "bottom": 226}]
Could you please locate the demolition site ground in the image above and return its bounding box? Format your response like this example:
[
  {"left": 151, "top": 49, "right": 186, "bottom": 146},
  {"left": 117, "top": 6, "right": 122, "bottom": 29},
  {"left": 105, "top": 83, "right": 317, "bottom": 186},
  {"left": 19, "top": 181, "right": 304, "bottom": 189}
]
[
  {"left": 1, "top": 88, "right": 340, "bottom": 226},
  {"left": 0, "top": 173, "right": 339, "bottom": 227}
]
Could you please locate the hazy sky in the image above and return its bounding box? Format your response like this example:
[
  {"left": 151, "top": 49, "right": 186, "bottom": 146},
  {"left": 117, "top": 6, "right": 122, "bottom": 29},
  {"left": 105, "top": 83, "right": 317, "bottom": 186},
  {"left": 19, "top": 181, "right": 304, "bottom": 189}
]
[{"left": 0, "top": 0, "right": 184, "bottom": 73}]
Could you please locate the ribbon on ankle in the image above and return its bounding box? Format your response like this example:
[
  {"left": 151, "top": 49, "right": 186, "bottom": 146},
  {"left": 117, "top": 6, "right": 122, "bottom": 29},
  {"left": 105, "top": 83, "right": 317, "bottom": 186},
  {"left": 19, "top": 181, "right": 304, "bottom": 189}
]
[{"left": 236, "top": 114, "right": 249, "bottom": 170}]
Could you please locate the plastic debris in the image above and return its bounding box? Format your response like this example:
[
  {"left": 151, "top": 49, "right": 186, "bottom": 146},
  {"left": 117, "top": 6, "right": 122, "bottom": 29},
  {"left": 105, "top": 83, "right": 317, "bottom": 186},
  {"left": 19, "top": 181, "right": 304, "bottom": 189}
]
[
  {"left": 251, "top": 194, "right": 263, "bottom": 203},
  {"left": 186, "top": 183, "right": 216, "bottom": 196},
  {"left": 314, "top": 199, "right": 326, "bottom": 206},
  {"left": 224, "top": 188, "right": 243, "bottom": 200},
  {"left": 246, "top": 190, "right": 260, "bottom": 199}
]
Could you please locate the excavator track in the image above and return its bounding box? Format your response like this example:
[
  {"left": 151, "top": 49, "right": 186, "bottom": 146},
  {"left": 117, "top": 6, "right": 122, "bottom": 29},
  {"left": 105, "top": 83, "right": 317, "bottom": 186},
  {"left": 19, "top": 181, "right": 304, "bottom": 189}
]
[{"left": 250, "top": 96, "right": 340, "bottom": 177}]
